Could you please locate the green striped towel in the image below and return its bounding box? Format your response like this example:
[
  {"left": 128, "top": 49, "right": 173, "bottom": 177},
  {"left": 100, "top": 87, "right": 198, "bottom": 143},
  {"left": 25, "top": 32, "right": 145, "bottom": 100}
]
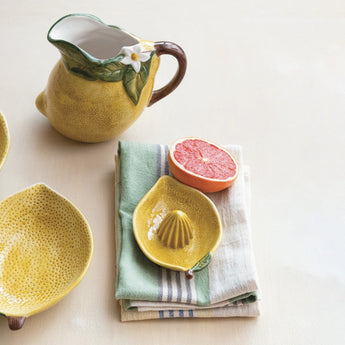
[{"left": 115, "top": 140, "right": 260, "bottom": 321}]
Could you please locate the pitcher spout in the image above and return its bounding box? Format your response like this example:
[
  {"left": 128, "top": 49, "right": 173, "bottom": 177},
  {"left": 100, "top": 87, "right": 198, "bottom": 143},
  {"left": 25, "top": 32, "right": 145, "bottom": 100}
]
[
  {"left": 48, "top": 14, "right": 142, "bottom": 61},
  {"left": 47, "top": 14, "right": 155, "bottom": 87}
]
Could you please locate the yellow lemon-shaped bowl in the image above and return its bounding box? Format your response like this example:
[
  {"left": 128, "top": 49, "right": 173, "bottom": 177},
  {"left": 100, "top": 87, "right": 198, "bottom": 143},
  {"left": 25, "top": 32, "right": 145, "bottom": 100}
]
[
  {"left": 0, "top": 111, "right": 10, "bottom": 171},
  {"left": 0, "top": 184, "right": 94, "bottom": 330},
  {"left": 133, "top": 176, "right": 222, "bottom": 279}
]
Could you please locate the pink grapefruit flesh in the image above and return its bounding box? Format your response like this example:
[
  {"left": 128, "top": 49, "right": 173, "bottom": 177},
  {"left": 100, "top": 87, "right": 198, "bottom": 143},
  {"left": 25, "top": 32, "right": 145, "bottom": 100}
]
[{"left": 168, "top": 138, "right": 239, "bottom": 193}]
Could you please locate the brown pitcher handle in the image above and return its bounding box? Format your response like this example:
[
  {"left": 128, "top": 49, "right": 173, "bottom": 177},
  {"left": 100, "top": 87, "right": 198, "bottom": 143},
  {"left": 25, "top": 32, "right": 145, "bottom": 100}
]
[{"left": 148, "top": 41, "right": 187, "bottom": 107}]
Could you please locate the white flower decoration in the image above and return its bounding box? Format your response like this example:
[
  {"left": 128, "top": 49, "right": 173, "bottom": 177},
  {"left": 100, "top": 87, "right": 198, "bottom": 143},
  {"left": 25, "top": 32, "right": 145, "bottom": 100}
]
[{"left": 120, "top": 44, "right": 151, "bottom": 73}]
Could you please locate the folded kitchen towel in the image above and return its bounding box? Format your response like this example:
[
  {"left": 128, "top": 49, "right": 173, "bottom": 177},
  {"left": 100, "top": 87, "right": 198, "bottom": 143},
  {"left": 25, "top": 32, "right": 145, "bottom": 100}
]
[{"left": 115, "top": 140, "right": 260, "bottom": 321}]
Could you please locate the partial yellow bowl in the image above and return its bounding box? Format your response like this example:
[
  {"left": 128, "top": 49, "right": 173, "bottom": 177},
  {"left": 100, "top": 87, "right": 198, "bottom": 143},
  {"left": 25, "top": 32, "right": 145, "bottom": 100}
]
[
  {"left": 0, "top": 184, "right": 94, "bottom": 330},
  {"left": 133, "top": 176, "right": 222, "bottom": 279},
  {"left": 0, "top": 111, "right": 10, "bottom": 171}
]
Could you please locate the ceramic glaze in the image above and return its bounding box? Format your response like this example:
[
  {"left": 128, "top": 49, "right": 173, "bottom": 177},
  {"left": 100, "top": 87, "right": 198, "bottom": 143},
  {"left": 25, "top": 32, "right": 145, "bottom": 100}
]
[
  {"left": 0, "top": 111, "right": 10, "bottom": 171},
  {"left": 0, "top": 184, "right": 94, "bottom": 330},
  {"left": 157, "top": 210, "right": 194, "bottom": 249},
  {"left": 132, "top": 176, "right": 222, "bottom": 278},
  {"left": 48, "top": 15, "right": 138, "bottom": 59},
  {"left": 36, "top": 14, "right": 187, "bottom": 143}
]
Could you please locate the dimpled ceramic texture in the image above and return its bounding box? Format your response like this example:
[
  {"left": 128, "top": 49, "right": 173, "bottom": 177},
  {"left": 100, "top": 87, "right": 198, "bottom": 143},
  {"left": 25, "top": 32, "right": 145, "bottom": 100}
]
[
  {"left": 0, "top": 184, "right": 93, "bottom": 318},
  {"left": 0, "top": 111, "right": 10, "bottom": 171},
  {"left": 36, "top": 55, "right": 160, "bottom": 143},
  {"left": 133, "top": 176, "right": 222, "bottom": 272}
]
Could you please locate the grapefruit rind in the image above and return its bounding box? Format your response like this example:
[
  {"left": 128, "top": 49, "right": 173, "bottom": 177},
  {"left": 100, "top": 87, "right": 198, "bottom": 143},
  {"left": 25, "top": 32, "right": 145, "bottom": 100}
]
[{"left": 168, "top": 137, "right": 239, "bottom": 193}]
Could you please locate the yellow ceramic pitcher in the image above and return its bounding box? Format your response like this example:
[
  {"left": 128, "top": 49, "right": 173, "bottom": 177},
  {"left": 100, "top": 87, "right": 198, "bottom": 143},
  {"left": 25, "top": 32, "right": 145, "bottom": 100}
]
[{"left": 36, "top": 14, "right": 187, "bottom": 143}]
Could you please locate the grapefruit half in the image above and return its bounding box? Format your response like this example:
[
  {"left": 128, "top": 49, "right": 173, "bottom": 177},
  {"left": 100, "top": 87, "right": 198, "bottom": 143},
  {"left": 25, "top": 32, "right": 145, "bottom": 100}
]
[{"left": 168, "top": 138, "right": 239, "bottom": 193}]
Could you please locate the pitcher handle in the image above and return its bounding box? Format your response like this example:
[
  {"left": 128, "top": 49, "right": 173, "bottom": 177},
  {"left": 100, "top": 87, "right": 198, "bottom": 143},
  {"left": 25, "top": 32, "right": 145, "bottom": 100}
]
[{"left": 148, "top": 41, "right": 187, "bottom": 107}]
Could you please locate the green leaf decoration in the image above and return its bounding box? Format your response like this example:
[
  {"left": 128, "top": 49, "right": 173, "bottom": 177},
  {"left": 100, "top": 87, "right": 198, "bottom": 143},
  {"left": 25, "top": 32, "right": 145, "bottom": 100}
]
[
  {"left": 190, "top": 252, "right": 212, "bottom": 273},
  {"left": 57, "top": 42, "right": 96, "bottom": 81},
  {"left": 54, "top": 41, "right": 154, "bottom": 105},
  {"left": 122, "top": 58, "right": 152, "bottom": 105},
  {"left": 96, "top": 60, "right": 125, "bottom": 82}
]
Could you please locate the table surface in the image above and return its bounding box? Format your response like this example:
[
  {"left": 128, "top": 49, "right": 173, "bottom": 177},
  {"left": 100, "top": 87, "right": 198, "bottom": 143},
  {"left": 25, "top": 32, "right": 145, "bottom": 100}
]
[{"left": 0, "top": 0, "right": 344, "bottom": 344}]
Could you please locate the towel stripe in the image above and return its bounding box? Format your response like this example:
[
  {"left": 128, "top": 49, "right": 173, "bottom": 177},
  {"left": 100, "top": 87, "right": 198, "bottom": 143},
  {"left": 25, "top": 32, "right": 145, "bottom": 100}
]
[
  {"left": 176, "top": 271, "right": 182, "bottom": 302},
  {"left": 161, "top": 145, "right": 167, "bottom": 177},
  {"left": 164, "top": 145, "right": 169, "bottom": 175},
  {"left": 157, "top": 145, "right": 163, "bottom": 302},
  {"left": 163, "top": 268, "right": 169, "bottom": 301},
  {"left": 167, "top": 269, "right": 172, "bottom": 302},
  {"left": 186, "top": 276, "right": 193, "bottom": 304},
  {"left": 155, "top": 144, "right": 198, "bottom": 311},
  {"left": 156, "top": 144, "right": 162, "bottom": 179},
  {"left": 171, "top": 271, "right": 178, "bottom": 301},
  {"left": 160, "top": 145, "right": 173, "bottom": 305}
]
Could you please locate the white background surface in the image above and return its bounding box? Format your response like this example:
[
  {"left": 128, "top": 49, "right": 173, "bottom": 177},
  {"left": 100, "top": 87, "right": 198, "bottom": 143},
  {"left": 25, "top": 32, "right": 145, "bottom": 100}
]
[{"left": 0, "top": 0, "right": 344, "bottom": 344}]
